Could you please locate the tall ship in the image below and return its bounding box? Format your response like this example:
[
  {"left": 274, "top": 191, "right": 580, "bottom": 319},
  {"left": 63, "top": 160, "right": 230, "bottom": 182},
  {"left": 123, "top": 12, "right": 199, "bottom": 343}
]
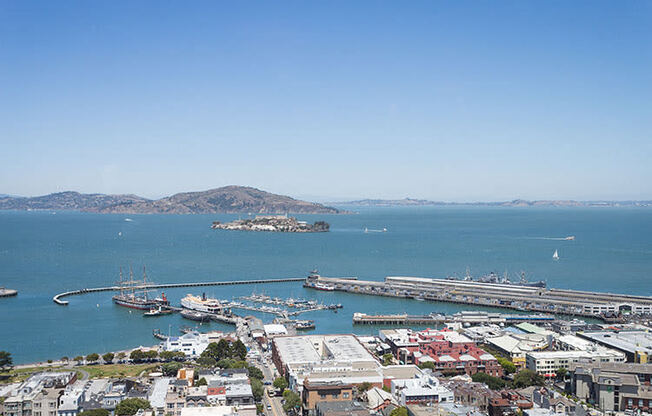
[
  {"left": 181, "top": 293, "right": 224, "bottom": 314},
  {"left": 112, "top": 266, "right": 160, "bottom": 310}
]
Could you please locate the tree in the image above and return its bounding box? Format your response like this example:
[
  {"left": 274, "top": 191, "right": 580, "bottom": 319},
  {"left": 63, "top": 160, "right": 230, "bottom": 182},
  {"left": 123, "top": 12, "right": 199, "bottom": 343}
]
[
  {"left": 497, "top": 357, "right": 516, "bottom": 375},
  {"left": 418, "top": 361, "right": 436, "bottom": 370},
  {"left": 357, "top": 382, "right": 373, "bottom": 394},
  {"left": 471, "top": 372, "right": 506, "bottom": 390},
  {"left": 79, "top": 409, "right": 110, "bottom": 416},
  {"left": 273, "top": 377, "right": 288, "bottom": 391},
  {"left": 143, "top": 350, "right": 158, "bottom": 360},
  {"left": 130, "top": 349, "right": 145, "bottom": 362},
  {"left": 216, "top": 358, "right": 236, "bottom": 369},
  {"left": 382, "top": 353, "right": 394, "bottom": 366},
  {"left": 73, "top": 356, "right": 84, "bottom": 364},
  {"left": 102, "top": 353, "right": 115, "bottom": 364},
  {"left": 160, "top": 351, "right": 185, "bottom": 361},
  {"left": 161, "top": 362, "right": 183, "bottom": 377},
  {"left": 197, "top": 356, "right": 218, "bottom": 368},
  {"left": 513, "top": 369, "right": 545, "bottom": 388},
  {"left": 116, "top": 352, "right": 126, "bottom": 360},
  {"left": 247, "top": 365, "right": 264, "bottom": 380},
  {"left": 202, "top": 340, "right": 231, "bottom": 361},
  {"left": 196, "top": 377, "right": 208, "bottom": 387},
  {"left": 86, "top": 353, "right": 100, "bottom": 363},
  {"left": 389, "top": 407, "right": 408, "bottom": 416},
  {"left": 115, "top": 398, "right": 151, "bottom": 416},
  {"left": 60, "top": 356, "right": 69, "bottom": 362},
  {"left": 0, "top": 351, "right": 12, "bottom": 370},
  {"left": 231, "top": 340, "right": 248, "bottom": 361},
  {"left": 250, "top": 378, "right": 264, "bottom": 401},
  {"left": 556, "top": 367, "right": 568, "bottom": 380},
  {"left": 282, "top": 390, "right": 301, "bottom": 413}
]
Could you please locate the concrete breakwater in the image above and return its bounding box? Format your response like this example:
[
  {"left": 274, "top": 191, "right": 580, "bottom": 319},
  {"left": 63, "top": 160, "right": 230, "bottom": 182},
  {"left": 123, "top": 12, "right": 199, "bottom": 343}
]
[
  {"left": 52, "top": 277, "right": 305, "bottom": 305},
  {"left": 305, "top": 275, "right": 652, "bottom": 320}
]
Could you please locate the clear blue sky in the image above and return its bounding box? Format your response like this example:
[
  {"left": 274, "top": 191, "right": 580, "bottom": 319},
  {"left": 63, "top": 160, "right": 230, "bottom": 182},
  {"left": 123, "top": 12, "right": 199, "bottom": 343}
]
[{"left": 1, "top": 1, "right": 650, "bottom": 201}]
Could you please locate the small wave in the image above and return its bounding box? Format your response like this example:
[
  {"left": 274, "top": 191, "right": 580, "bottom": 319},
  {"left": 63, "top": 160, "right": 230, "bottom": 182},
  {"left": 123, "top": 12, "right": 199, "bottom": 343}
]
[{"left": 124, "top": 218, "right": 134, "bottom": 222}]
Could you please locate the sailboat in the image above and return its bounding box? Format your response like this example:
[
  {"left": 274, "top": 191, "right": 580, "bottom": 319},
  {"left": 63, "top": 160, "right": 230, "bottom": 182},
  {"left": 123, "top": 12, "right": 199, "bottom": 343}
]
[{"left": 552, "top": 250, "right": 560, "bottom": 260}]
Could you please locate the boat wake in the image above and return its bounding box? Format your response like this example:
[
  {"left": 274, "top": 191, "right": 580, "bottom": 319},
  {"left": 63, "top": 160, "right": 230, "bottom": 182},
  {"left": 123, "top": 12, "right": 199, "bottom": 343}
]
[{"left": 521, "top": 236, "right": 575, "bottom": 241}]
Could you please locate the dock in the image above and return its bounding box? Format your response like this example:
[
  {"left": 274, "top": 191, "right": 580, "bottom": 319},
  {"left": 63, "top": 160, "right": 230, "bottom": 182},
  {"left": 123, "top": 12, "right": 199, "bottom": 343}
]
[
  {"left": 52, "top": 277, "right": 305, "bottom": 305},
  {"left": 352, "top": 311, "right": 555, "bottom": 325},
  {"left": 305, "top": 275, "right": 652, "bottom": 320}
]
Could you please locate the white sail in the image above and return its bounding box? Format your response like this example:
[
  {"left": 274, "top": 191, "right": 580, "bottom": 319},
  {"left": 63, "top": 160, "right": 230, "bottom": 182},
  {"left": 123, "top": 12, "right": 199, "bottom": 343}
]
[{"left": 553, "top": 249, "right": 559, "bottom": 260}]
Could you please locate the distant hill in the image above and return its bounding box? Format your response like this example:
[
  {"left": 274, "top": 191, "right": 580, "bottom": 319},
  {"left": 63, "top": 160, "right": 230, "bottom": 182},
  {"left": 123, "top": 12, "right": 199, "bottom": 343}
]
[
  {"left": 335, "top": 198, "right": 652, "bottom": 208},
  {"left": 0, "top": 186, "right": 344, "bottom": 214}
]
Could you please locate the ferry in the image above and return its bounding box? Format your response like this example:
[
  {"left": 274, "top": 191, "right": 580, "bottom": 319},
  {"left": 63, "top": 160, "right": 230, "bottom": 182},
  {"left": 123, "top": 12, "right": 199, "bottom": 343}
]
[{"left": 181, "top": 293, "right": 224, "bottom": 314}]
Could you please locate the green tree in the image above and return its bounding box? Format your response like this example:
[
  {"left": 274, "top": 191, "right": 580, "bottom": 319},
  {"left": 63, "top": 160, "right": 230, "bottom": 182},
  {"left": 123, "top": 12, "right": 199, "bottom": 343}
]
[
  {"left": 60, "top": 356, "right": 69, "bottom": 362},
  {"left": 144, "top": 350, "right": 158, "bottom": 360},
  {"left": 513, "top": 369, "right": 545, "bottom": 388},
  {"left": 250, "top": 378, "right": 264, "bottom": 401},
  {"left": 102, "top": 353, "right": 115, "bottom": 364},
  {"left": 418, "top": 361, "right": 436, "bottom": 370},
  {"left": 196, "top": 377, "right": 207, "bottom": 387},
  {"left": 357, "top": 382, "right": 373, "bottom": 394},
  {"left": 497, "top": 357, "right": 516, "bottom": 375},
  {"left": 160, "top": 351, "right": 185, "bottom": 361},
  {"left": 86, "top": 353, "right": 100, "bottom": 363},
  {"left": 115, "top": 398, "right": 151, "bottom": 416},
  {"left": 247, "top": 365, "right": 264, "bottom": 380},
  {"left": 282, "top": 390, "right": 301, "bottom": 413},
  {"left": 389, "top": 407, "right": 408, "bottom": 416},
  {"left": 130, "top": 350, "right": 145, "bottom": 362},
  {"left": 79, "top": 409, "right": 110, "bottom": 416},
  {"left": 556, "top": 367, "right": 568, "bottom": 380},
  {"left": 216, "top": 358, "right": 236, "bottom": 369},
  {"left": 382, "top": 353, "right": 394, "bottom": 366},
  {"left": 273, "top": 377, "right": 288, "bottom": 391},
  {"left": 161, "top": 362, "right": 183, "bottom": 377},
  {"left": 197, "top": 356, "right": 218, "bottom": 368},
  {"left": 73, "top": 356, "right": 84, "bottom": 364},
  {"left": 0, "top": 351, "right": 13, "bottom": 370},
  {"left": 471, "top": 372, "right": 506, "bottom": 390},
  {"left": 202, "top": 340, "right": 231, "bottom": 361},
  {"left": 116, "top": 352, "right": 126, "bottom": 360},
  {"left": 231, "top": 340, "right": 248, "bottom": 360}
]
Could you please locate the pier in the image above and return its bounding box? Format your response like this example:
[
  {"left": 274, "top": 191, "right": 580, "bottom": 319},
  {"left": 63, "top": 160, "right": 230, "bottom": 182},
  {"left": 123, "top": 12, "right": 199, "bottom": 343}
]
[
  {"left": 305, "top": 275, "right": 652, "bottom": 320},
  {"left": 52, "top": 277, "right": 305, "bottom": 305},
  {"left": 353, "top": 311, "right": 555, "bottom": 325}
]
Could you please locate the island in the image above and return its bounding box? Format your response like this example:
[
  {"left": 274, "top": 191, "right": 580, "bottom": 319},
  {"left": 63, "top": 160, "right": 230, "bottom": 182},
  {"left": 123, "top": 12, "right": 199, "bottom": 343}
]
[{"left": 211, "top": 215, "right": 330, "bottom": 232}]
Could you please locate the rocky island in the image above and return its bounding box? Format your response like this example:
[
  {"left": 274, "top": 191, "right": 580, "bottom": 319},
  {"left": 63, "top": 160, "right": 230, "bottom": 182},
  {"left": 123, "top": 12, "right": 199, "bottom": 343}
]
[{"left": 211, "top": 215, "right": 330, "bottom": 232}]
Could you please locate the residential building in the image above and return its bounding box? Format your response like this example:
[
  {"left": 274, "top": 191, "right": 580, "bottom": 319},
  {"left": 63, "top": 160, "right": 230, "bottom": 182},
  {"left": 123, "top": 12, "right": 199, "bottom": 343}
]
[
  {"left": 390, "top": 374, "right": 454, "bottom": 406},
  {"left": 302, "top": 381, "right": 354, "bottom": 416},
  {"left": 525, "top": 349, "right": 625, "bottom": 377},
  {"left": 314, "top": 401, "right": 370, "bottom": 416}
]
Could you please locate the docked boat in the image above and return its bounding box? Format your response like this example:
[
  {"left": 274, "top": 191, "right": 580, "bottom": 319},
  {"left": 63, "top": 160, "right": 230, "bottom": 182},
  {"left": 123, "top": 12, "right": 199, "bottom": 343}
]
[
  {"left": 112, "top": 267, "right": 159, "bottom": 310},
  {"left": 180, "top": 309, "right": 211, "bottom": 322},
  {"left": 181, "top": 293, "right": 224, "bottom": 314},
  {"left": 295, "top": 320, "right": 315, "bottom": 330},
  {"left": 313, "top": 282, "right": 335, "bottom": 291},
  {"left": 143, "top": 306, "right": 174, "bottom": 317}
]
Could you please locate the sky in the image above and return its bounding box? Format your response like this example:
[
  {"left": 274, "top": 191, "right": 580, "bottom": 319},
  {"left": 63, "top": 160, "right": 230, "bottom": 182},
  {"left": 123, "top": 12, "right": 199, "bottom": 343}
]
[{"left": 1, "top": 1, "right": 651, "bottom": 202}]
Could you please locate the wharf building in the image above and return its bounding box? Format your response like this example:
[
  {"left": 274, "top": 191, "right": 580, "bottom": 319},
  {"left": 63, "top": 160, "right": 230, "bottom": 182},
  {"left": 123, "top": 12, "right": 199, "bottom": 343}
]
[
  {"left": 577, "top": 330, "right": 652, "bottom": 363},
  {"left": 571, "top": 362, "right": 652, "bottom": 412},
  {"left": 379, "top": 329, "right": 503, "bottom": 377}
]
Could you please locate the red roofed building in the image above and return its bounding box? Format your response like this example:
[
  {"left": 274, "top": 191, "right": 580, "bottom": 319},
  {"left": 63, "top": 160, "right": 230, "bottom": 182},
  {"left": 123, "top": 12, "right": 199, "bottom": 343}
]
[{"left": 384, "top": 328, "right": 503, "bottom": 377}]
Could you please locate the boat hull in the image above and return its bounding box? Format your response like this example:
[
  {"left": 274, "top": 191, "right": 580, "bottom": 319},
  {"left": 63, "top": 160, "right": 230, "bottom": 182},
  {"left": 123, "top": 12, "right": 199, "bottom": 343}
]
[{"left": 112, "top": 296, "right": 158, "bottom": 310}]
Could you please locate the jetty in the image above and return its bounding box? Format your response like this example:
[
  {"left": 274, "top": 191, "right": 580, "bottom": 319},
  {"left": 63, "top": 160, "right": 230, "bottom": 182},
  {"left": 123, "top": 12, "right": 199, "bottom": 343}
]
[
  {"left": 305, "top": 274, "right": 652, "bottom": 320},
  {"left": 52, "top": 277, "right": 305, "bottom": 305},
  {"left": 353, "top": 311, "right": 555, "bottom": 325}
]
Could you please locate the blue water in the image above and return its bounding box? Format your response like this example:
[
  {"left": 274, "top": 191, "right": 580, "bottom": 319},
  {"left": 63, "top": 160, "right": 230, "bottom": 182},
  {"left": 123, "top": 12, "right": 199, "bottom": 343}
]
[{"left": 1, "top": 207, "right": 651, "bottom": 364}]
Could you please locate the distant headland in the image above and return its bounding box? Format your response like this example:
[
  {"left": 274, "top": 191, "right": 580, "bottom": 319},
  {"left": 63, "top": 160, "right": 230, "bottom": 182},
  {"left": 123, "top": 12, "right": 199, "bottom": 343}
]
[
  {"left": 0, "top": 186, "right": 345, "bottom": 214},
  {"left": 333, "top": 198, "right": 652, "bottom": 208},
  {"left": 212, "top": 215, "right": 330, "bottom": 232}
]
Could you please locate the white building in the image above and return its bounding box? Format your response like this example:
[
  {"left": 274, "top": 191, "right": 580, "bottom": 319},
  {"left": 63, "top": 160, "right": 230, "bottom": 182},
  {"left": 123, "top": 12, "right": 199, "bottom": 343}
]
[
  {"left": 163, "top": 332, "right": 210, "bottom": 358},
  {"left": 525, "top": 349, "right": 625, "bottom": 376},
  {"left": 390, "top": 374, "right": 454, "bottom": 406},
  {"left": 263, "top": 324, "right": 288, "bottom": 338}
]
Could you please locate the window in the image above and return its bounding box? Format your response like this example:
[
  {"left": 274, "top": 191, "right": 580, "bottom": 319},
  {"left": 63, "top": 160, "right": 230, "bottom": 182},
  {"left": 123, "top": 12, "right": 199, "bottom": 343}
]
[
  {"left": 332, "top": 394, "right": 339, "bottom": 399},
  {"left": 343, "top": 393, "right": 349, "bottom": 399}
]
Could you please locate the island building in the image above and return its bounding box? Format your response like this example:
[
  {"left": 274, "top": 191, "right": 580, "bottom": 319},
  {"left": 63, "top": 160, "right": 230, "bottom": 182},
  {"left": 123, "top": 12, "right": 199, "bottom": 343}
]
[
  {"left": 571, "top": 362, "right": 652, "bottom": 412},
  {"left": 577, "top": 330, "right": 652, "bottom": 363},
  {"left": 379, "top": 328, "right": 503, "bottom": 377}
]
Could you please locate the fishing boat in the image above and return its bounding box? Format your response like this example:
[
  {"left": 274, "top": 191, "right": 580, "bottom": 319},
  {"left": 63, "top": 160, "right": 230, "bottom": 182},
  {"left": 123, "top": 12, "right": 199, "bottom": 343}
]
[
  {"left": 313, "top": 282, "right": 335, "bottom": 291},
  {"left": 180, "top": 309, "right": 211, "bottom": 322},
  {"left": 143, "top": 306, "right": 173, "bottom": 317},
  {"left": 295, "top": 320, "right": 315, "bottom": 330},
  {"left": 112, "top": 267, "right": 159, "bottom": 310},
  {"left": 553, "top": 250, "right": 560, "bottom": 260}
]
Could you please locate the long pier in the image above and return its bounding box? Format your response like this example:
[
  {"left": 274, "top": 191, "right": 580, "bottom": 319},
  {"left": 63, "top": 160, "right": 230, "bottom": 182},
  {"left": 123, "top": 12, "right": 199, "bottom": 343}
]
[
  {"left": 305, "top": 275, "right": 652, "bottom": 320},
  {"left": 353, "top": 311, "right": 555, "bottom": 325},
  {"left": 52, "top": 278, "right": 305, "bottom": 306}
]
